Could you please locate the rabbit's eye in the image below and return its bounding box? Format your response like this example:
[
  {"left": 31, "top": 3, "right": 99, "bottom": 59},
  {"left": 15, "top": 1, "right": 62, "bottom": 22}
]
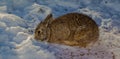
[{"left": 38, "top": 31, "right": 40, "bottom": 34}]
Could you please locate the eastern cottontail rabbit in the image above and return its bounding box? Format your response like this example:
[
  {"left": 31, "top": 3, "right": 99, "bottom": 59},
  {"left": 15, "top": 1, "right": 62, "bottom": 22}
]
[{"left": 34, "top": 13, "right": 99, "bottom": 47}]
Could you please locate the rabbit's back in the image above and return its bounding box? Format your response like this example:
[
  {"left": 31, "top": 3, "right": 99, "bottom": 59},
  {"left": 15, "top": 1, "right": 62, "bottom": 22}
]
[{"left": 48, "top": 13, "right": 99, "bottom": 47}]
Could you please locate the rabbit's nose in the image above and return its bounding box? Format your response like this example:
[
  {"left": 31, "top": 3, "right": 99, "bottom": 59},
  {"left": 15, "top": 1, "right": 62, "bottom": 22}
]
[
  {"left": 34, "top": 35, "right": 39, "bottom": 40},
  {"left": 34, "top": 36, "right": 37, "bottom": 40}
]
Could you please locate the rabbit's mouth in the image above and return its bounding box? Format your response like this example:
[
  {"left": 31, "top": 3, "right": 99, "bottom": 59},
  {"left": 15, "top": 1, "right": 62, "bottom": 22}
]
[
  {"left": 41, "top": 37, "right": 48, "bottom": 41},
  {"left": 35, "top": 36, "right": 47, "bottom": 41},
  {"left": 35, "top": 38, "right": 47, "bottom": 42}
]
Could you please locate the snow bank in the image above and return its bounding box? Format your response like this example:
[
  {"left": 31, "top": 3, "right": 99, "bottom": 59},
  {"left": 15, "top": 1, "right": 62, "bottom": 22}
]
[
  {"left": 0, "top": 13, "right": 56, "bottom": 59},
  {"left": 0, "top": 0, "right": 120, "bottom": 59},
  {"left": 23, "top": 3, "right": 52, "bottom": 28}
]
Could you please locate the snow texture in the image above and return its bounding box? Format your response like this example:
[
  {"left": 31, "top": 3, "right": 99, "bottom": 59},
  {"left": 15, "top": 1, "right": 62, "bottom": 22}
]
[{"left": 0, "top": 0, "right": 120, "bottom": 59}]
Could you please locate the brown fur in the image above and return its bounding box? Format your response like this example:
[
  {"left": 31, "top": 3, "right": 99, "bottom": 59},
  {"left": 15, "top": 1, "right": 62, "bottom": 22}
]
[{"left": 34, "top": 13, "right": 99, "bottom": 47}]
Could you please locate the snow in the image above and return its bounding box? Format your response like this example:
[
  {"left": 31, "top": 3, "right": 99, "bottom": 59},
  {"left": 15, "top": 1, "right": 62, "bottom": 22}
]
[{"left": 0, "top": 0, "right": 120, "bottom": 59}]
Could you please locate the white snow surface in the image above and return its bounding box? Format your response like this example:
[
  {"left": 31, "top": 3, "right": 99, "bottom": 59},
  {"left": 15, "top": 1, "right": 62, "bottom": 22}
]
[{"left": 0, "top": 0, "right": 120, "bottom": 59}]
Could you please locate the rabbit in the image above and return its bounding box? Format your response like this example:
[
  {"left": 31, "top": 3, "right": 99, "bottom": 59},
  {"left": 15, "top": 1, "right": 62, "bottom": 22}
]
[{"left": 34, "top": 13, "right": 99, "bottom": 48}]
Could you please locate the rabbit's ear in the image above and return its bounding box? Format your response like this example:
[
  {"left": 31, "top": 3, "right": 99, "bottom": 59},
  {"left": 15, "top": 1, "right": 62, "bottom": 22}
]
[{"left": 43, "top": 13, "right": 53, "bottom": 25}]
